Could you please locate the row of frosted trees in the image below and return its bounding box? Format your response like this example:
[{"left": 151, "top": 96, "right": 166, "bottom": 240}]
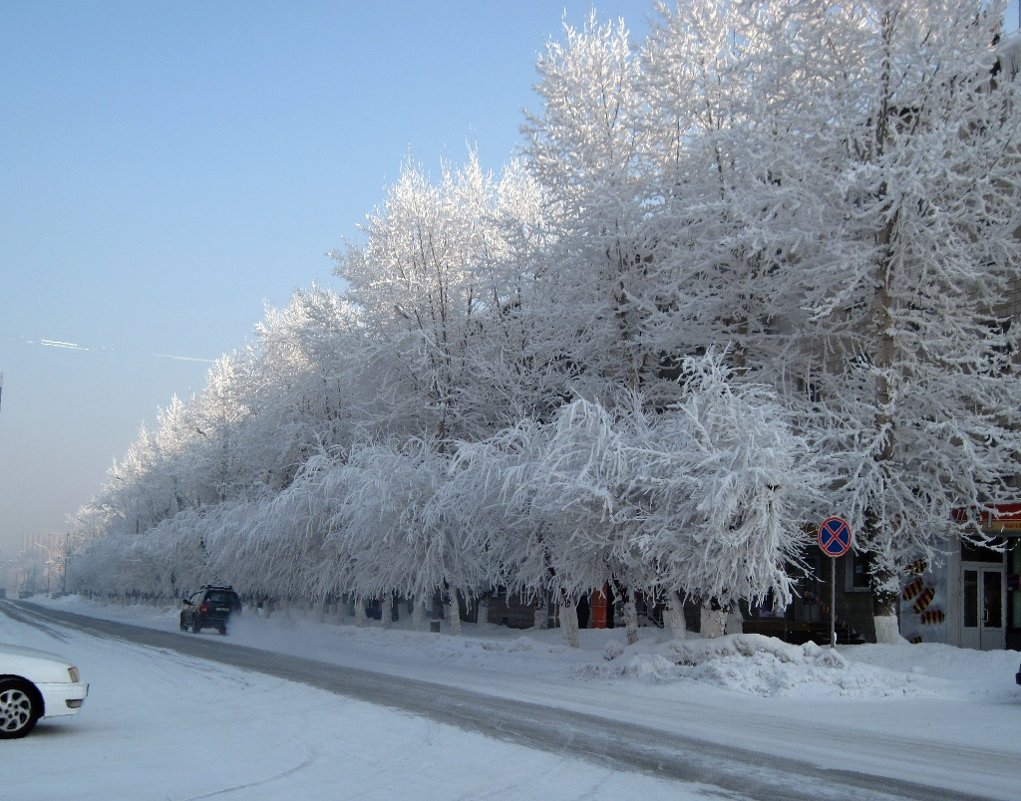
[
  {"left": 73, "top": 351, "right": 819, "bottom": 645},
  {"left": 70, "top": 1, "right": 1021, "bottom": 644}
]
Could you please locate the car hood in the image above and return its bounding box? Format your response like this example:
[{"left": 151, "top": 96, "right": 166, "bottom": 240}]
[{"left": 1, "top": 642, "right": 77, "bottom": 682}]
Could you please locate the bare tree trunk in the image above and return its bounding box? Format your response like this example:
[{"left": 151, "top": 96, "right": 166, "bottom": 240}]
[
  {"left": 445, "top": 591, "right": 462, "bottom": 636},
  {"left": 867, "top": 199, "right": 905, "bottom": 646},
  {"left": 700, "top": 601, "right": 728, "bottom": 639},
  {"left": 869, "top": 542, "right": 906, "bottom": 644},
  {"left": 623, "top": 590, "right": 640, "bottom": 645},
  {"left": 559, "top": 594, "right": 580, "bottom": 648},
  {"left": 412, "top": 596, "right": 426, "bottom": 631},
  {"left": 533, "top": 599, "right": 548, "bottom": 629},
  {"left": 354, "top": 597, "right": 368, "bottom": 627},
  {"left": 431, "top": 588, "right": 443, "bottom": 633},
  {"left": 334, "top": 594, "right": 351, "bottom": 625},
  {"left": 665, "top": 592, "right": 687, "bottom": 640},
  {"left": 381, "top": 593, "right": 393, "bottom": 629}
]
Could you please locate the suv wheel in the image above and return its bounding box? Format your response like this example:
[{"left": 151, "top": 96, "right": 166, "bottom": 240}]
[
  {"left": 179, "top": 613, "right": 188, "bottom": 631},
  {"left": 191, "top": 618, "right": 202, "bottom": 634}
]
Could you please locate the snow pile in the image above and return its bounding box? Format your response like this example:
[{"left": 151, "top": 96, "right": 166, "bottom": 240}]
[
  {"left": 480, "top": 635, "right": 535, "bottom": 652},
  {"left": 669, "top": 633, "right": 848, "bottom": 668},
  {"left": 603, "top": 638, "right": 626, "bottom": 661},
  {"left": 579, "top": 632, "right": 963, "bottom": 698}
]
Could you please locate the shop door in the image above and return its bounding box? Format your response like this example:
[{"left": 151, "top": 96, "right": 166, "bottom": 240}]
[{"left": 961, "top": 564, "right": 1005, "bottom": 650}]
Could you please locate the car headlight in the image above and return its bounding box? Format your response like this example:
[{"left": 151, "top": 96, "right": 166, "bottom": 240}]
[{"left": 68, "top": 666, "right": 81, "bottom": 683}]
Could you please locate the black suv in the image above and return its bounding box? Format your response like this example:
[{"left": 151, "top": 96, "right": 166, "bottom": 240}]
[{"left": 180, "top": 585, "right": 241, "bottom": 635}]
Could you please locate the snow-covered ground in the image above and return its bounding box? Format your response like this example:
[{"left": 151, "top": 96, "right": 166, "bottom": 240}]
[{"left": 4, "top": 595, "right": 1021, "bottom": 800}]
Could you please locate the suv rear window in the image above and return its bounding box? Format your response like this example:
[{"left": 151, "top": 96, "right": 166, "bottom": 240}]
[{"left": 207, "top": 591, "right": 238, "bottom": 606}]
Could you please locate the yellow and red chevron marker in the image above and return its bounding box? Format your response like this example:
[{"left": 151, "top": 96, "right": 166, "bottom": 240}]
[
  {"left": 902, "top": 577, "right": 923, "bottom": 601},
  {"left": 912, "top": 586, "right": 936, "bottom": 614}
]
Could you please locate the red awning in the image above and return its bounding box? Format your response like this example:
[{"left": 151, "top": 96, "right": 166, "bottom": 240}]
[{"left": 953, "top": 503, "right": 1021, "bottom": 533}]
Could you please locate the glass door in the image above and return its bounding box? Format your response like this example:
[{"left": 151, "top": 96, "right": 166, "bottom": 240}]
[{"left": 961, "top": 564, "right": 1005, "bottom": 650}]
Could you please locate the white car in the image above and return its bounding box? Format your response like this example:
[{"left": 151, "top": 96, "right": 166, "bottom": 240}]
[{"left": 0, "top": 643, "right": 88, "bottom": 738}]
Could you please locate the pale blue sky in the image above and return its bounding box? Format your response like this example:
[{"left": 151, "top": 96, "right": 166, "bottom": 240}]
[
  {"left": 0, "top": 1, "right": 657, "bottom": 561},
  {"left": 1, "top": 1, "right": 1018, "bottom": 565}
]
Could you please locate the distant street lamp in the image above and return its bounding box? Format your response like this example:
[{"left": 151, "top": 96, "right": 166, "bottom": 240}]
[{"left": 35, "top": 542, "right": 53, "bottom": 595}]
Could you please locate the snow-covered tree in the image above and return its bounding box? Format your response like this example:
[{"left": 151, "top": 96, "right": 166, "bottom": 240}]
[
  {"left": 636, "top": 0, "right": 1021, "bottom": 641},
  {"left": 632, "top": 351, "right": 818, "bottom": 636},
  {"left": 311, "top": 437, "right": 487, "bottom": 634},
  {"left": 639, "top": 1, "right": 807, "bottom": 376},
  {"left": 334, "top": 152, "right": 517, "bottom": 445},
  {"left": 748, "top": 1, "right": 1021, "bottom": 641},
  {"left": 241, "top": 286, "right": 366, "bottom": 490},
  {"left": 434, "top": 419, "right": 563, "bottom": 633},
  {"left": 524, "top": 12, "right": 674, "bottom": 406}
]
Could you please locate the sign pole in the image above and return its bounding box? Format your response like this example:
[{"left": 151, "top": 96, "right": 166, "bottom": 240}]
[
  {"left": 831, "top": 556, "right": 836, "bottom": 648},
  {"left": 817, "top": 516, "right": 853, "bottom": 649}
]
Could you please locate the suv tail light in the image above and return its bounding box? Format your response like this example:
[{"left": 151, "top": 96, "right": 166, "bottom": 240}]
[{"left": 199, "top": 603, "right": 209, "bottom": 614}]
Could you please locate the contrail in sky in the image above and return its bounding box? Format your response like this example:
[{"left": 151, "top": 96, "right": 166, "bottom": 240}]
[
  {"left": 40, "top": 339, "right": 89, "bottom": 351},
  {"left": 154, "top": 353, "right": 216, "bottom": 363},
  {"left": 14, "top": 335, "right": 215, "bottom": 364}
]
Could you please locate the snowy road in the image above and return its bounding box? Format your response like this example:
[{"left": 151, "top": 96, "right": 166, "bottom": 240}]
[
  {"left": 3, "top": 601, "right": 1006, "bottom": 801},
  {"left": 3, "top": 600, "right": 699, "bottom": 801}
]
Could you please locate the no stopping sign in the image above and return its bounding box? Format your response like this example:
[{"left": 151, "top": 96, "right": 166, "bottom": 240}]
[{"left": 817, "top": 516, "right": 853, "bottom": 557}]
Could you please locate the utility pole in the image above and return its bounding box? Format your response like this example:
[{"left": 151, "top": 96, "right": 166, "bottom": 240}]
[{"left": 63, "top": 532, "right": 70, "bottom": 594}]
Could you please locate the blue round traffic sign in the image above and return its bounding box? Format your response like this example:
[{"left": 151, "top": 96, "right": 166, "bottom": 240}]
[{"left": 817, "top": 516, "right": 853, "bottom": 557}]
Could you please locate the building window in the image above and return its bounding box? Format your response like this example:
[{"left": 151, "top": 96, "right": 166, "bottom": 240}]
[
  {"left": 964, "top": 569, "right": 979, "bottom": 628},
  {"left": 961, "top": 538, "right": 1006, "bottom": 563},
  {"left": 847, "top": 550, "right": 872, "bottom": 591}
]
